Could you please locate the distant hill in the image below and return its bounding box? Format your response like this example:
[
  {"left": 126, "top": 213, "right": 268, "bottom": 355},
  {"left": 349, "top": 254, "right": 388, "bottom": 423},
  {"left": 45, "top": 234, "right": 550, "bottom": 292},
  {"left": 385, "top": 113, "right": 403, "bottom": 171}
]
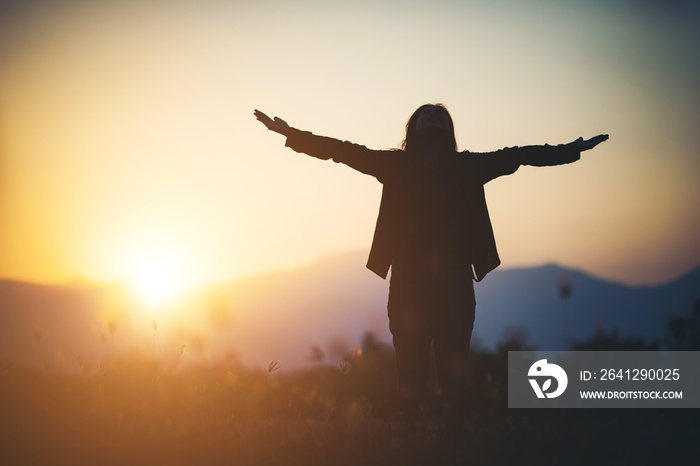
[
  {"left": 1, "top": 253, "right": 698, "bottom": 372},
  {"left": 473, "top": 264, "right": 700, "bottom": 350},
  {"left": 0, "top": 280, "right": 140, "bottom": 370}
]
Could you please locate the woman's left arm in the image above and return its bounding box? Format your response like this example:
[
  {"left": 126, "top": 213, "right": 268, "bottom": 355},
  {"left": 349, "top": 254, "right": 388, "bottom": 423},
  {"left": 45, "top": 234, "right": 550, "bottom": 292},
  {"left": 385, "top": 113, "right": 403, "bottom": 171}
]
[
  {"left": 471, "top": 134, "right": 609, "bottom": 183},
  {"left": 518, "top": 134, "right": 609, "bottom": 167}
]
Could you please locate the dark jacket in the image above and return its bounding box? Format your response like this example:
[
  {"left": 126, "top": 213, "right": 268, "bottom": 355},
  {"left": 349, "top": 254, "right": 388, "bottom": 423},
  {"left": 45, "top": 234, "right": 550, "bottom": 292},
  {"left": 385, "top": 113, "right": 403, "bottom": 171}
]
[{"left": 285, "top": 128, "right": 580, "bottom": 281}]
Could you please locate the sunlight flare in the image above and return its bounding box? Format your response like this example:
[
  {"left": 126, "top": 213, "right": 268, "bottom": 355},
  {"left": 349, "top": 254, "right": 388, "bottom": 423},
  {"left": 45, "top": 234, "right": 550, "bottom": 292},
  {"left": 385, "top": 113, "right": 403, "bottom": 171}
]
[{"left": 130, "top": 255, "right": 185, "bottom": 307}]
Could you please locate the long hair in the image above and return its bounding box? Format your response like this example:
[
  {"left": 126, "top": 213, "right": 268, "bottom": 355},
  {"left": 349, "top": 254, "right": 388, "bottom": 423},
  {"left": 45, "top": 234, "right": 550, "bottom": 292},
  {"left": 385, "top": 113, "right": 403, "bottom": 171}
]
[{"left": 400, "top": 103, "right": 457, "bottom": 154}]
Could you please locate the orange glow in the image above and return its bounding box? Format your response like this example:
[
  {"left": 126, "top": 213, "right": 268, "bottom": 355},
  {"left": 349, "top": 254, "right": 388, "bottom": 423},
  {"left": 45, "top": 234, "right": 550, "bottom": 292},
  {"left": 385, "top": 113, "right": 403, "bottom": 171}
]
[{"left": 0, "top": 0, "right": 698, "bottom": 289}]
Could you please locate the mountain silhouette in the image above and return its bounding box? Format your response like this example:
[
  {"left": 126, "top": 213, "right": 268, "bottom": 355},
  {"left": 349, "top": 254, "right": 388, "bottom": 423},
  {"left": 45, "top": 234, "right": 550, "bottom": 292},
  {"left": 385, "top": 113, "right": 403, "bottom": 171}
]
[{"left": 1, "top": 253, "right": 698, "bottom": 371}]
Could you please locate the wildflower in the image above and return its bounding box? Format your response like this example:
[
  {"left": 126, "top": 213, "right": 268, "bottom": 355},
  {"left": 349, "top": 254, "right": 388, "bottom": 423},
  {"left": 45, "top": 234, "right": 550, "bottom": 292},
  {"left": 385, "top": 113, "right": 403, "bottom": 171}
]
[
  {"left": 152, "top": 321, "right": 163, "bottom": 367},
  {"left": 91, "top": 325, "right": 107, "bottom": 342},
  {"left": 308, "top": 345, "right": 325, "bottom": 363},
  {"left": 267, "top": 360, "right": 281, "bottom": 375},
  {"left": 558, "top": 276, "right": 572, "bottom": 300},
  {"left": 105, "top": 319, "right": 117, "bottom": 335}
]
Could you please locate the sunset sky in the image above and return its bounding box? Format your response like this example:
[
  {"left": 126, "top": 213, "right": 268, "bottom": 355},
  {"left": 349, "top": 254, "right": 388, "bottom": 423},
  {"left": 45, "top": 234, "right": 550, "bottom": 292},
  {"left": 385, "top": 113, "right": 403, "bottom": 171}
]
[{"left": 1, "top": 0, "right": 698, "bottom": 291}]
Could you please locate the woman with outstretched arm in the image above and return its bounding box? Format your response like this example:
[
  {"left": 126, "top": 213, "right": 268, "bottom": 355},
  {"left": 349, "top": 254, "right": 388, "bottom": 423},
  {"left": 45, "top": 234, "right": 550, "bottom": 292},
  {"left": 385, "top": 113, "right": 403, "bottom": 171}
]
[{"left": 254, "top": 104, "right": 608, "bottom": 441}]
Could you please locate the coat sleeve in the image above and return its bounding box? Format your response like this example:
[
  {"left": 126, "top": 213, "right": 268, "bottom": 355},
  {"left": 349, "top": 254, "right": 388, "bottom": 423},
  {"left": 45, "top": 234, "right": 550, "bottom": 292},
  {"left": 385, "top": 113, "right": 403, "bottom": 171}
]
[
  {"left": 285, "top": 128, "right": 393, "bottom": 182},
  {"left": 468, "top": 143, "right": 581, "bottom": 184}
]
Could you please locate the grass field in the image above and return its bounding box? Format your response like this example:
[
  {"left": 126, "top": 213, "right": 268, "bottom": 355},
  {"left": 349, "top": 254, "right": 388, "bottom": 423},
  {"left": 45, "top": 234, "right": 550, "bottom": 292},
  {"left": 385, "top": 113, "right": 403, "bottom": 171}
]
[{"left": 1, "top": 333, "right": 697, "bottom": 465}]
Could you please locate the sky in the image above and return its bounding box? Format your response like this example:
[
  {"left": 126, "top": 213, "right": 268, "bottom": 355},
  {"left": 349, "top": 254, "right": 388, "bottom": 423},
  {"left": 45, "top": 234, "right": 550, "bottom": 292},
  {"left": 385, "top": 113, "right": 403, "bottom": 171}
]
[{"left": 1, "top": 0, "right": 699, "bottom": 291}]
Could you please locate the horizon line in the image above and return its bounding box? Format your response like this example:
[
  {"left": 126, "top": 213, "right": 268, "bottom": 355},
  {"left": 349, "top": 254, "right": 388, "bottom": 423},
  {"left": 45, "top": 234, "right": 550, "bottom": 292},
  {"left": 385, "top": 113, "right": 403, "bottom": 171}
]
[{"left": 1, "top": 250, "right": 698, "bottom": 291}]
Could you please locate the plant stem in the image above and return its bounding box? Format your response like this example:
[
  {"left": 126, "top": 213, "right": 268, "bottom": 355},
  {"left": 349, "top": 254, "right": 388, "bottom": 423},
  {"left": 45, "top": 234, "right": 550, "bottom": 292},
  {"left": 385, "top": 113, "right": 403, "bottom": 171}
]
[{"left": 155, "top": 329, "right": 164, "bottom": 368}]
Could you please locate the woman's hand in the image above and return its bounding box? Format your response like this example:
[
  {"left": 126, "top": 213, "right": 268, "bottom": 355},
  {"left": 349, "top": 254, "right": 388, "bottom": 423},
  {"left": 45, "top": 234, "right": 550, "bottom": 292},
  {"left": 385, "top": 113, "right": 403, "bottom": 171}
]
[
  {"left": 573, "top": 134, "right": 609, "bottom": 152},
  {"left": 254, "top": 109, "right": 291, "bottom": 136}
]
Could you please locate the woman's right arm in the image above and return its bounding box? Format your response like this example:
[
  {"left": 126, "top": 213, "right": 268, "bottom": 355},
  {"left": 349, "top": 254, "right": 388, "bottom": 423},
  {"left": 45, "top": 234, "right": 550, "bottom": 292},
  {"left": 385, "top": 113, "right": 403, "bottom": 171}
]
[{"left": 254, "top": 109, "right": 392, "bottom": 182}]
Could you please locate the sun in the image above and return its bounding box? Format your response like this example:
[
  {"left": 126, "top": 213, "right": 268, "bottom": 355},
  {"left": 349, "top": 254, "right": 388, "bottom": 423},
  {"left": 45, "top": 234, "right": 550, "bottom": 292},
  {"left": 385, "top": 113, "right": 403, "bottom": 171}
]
[
  {"left": 119, "top": 233, "right": 205, "bottom": 309},
  {"left": 130, "top": 257, "right": 185, "bottom": 308}
]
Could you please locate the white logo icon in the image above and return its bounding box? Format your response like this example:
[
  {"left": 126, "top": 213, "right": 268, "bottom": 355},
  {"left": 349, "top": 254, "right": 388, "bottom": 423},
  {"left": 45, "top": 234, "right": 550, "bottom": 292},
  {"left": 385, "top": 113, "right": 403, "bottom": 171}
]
[{"left": 528, "top": 359, "right": 568, "bottom": 398}]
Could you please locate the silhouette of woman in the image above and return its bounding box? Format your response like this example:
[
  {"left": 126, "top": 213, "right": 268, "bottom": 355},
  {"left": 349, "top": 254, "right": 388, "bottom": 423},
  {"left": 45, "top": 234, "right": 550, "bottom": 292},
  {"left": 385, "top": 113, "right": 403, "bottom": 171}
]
[{"left": 254, "top": 105, "right": 607, "bottom": 436}]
